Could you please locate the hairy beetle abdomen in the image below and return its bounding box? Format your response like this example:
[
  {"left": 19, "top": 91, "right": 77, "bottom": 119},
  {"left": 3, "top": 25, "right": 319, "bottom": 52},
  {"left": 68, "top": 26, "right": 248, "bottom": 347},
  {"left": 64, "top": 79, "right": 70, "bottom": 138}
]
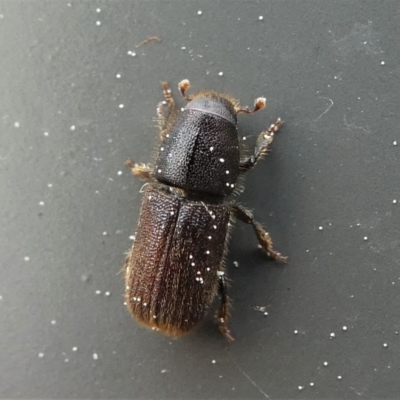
[
  {"left": 155, "top": 108, "right": 240, "bottom": 197},
  {"left": 125, "top": 185, "right": 231, "bottom": 336}
]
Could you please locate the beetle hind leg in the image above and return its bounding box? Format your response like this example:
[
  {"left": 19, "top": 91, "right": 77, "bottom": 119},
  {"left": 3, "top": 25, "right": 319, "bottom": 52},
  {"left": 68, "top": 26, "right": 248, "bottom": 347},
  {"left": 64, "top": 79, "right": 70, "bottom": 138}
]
[
  {"left": 232, "top": 204, "right": 287, "bottom": 263},
  {"left": 239, "top": 118, "right": 284, "bottom": 173},
  {"left": 216, "top": 272, "right": 235, "bottom": 342}
]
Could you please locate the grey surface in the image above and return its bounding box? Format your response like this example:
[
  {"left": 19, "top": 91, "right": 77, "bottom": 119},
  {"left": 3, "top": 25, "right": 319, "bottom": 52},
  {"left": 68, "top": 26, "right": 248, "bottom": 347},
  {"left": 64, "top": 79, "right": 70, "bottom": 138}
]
[{"left": 1, "top": 1, "right": 399, "bottom": 398}]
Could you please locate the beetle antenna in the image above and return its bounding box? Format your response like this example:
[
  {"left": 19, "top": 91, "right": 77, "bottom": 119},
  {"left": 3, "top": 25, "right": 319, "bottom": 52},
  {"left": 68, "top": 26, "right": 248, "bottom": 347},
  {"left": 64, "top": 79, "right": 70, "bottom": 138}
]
[
  {"left": 237, "top": 97, "right": 267, "bottom": 114},
  {"left": 178, "top": 79, "right": 192, "bottom": 101}
]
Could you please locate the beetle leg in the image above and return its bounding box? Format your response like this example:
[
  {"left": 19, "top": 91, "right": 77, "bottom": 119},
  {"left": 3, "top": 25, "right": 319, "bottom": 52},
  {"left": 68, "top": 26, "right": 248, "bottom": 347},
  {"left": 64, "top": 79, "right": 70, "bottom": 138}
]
[
  {"left": 239, "top": 118, "right": 284, "bottom": 173},
  {"left": 217, "top": 272, "right": 235, "bottom": 342},
  {"left": 158, "top": 81, "right": 176, "bottom": 139},
  {"left": 232, "top": 204, "right": 288, "bottom": 263},
  {"left": 125, "top": 160, "right": 153, "bottom": 180}
]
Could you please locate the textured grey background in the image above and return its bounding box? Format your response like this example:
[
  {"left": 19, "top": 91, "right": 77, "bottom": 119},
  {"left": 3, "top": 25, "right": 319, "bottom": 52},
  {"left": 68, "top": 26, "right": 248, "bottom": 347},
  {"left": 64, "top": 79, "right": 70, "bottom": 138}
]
[{"left": 1, "top": 1, "right": 399, "bottom": 399}]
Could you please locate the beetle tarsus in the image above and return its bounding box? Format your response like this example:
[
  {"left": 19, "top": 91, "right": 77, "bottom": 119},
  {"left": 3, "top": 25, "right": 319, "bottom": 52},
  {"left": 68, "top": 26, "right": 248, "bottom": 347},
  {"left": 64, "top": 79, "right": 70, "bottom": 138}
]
[{"left": 232, "top": 204, "right": 288, "bottom": 263}]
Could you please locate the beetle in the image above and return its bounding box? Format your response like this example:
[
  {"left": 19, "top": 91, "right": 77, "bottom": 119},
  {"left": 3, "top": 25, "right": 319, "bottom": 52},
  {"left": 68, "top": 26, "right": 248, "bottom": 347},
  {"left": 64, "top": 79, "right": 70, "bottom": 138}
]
[{"left": 124, "top": 79, "right": 286, "bottom": 341}]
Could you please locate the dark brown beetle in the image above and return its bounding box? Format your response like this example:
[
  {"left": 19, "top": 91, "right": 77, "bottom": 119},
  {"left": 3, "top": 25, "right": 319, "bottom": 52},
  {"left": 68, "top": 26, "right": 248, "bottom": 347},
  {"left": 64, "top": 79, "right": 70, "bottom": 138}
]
[{"left": 124, "top": 79, "right": 286, "bottom": 341}]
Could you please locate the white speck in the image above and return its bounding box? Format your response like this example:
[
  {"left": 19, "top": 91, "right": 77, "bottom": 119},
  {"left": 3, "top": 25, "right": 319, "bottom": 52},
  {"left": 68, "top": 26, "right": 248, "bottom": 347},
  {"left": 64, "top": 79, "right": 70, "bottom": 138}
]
[
  {"left": 363, "top": 236, "right": 368, "bottom": 241},
  {"left": 117, "top": 170, "right": 122, "bottom": 176},
  {"left": 294, "top": 330, "right": 298, "bottom": 335},
  {"left": 102, "top": 231, "right": 107, "bottom": 236},
  {"left": 127, "top": 51, "right": 136, "bottom": 57},
  {"left": 129, "top": 235, "right": 135, "bottom": 240},
  {"left": 213, "top": 225, "right": 217, "bottom": 229},
  {"left": 218, "top": 71, "right": 224, "bottom": 76},
  {"left": 330, "top": 332, "right": 336, "bottom": 338},
  {"left": 212, "top": 359, "right": 216, "bottom": 364},
  {"left": 95, "top": 290, "right": 102, "bottom": 295},
  {"left": 383, "top": 343, "right": 388, "bottom": 348},
  {"left": 105, "top": 291, "right": 110, "bottom": 296},
  {"left": 51, "top": 319, "right": 56, "bottom": 325},
  {"left": 38, "top": 352, "right": 44, "bottom": 358},
  {"left": 170, "top": 211, "right": 174, "bottom": 215},
  {"left": 64, "top": 358, "right": 69, "bottom": 363},
  {"left": 381, "top": 61, "right": 385, "bottom": 65},
  {"left": 210, "top": 146, "right": 214, "bottom": 151},
  {"left": 298, "top": 386, "right": 304, "bottom": 391},
  {"left": 337, "top": 375, "right": 342, "bottom": 380},
  {"left": 44, "top": 131, "right": 49, "bottom": 136},
  {"left": 233, "top": 261, "right": 239, "bottom": 267},
  {"left": 0, "top": 295, "right": 2, "bottom": 300},
  {"left": 226, "top": 183, "right": 230, "bottom": 187},
  {"left": 206, "top": 250, "right": 210, "bottom": 254},
  {"left": 318, "top": 226, "right": 323, "bottom": 230},
  {"left": 217, "top": 271, "right": 224, "bottom": 277},
  {"left": 161, "top": 369, "right": 168, "bottom": 373},
  {"left": 119, "top": 104, "right": 124, "bottom": 109},
  {"left": 310, "top": 382, "right": 315, "bottom": 387},
  {"left": 259, "top": 15, "right": 264, "bottom": 20},
  {"left": 70, "top": 125, "right": 76, "bottom": 131},
  {"left": 93, "top": 353, "right": 99, "bottom": 360},
  {"left": 342, "top": 326, "right": 348, "bottom": 331},
  {"left": 160, "top": 147, "right": 164, "bottom": 151},
  {"left": 206, "top": 267, "right": 210, "bottom": 271},
  {"left": 39, "top": 201, "right": 44, "bottom": 206},
  {"left": 14, "top": 121, "right": 20, "bottom": 128},
  {"left": 191, "top": 262, "right": 195, "bottom": 266},
  {"left": 197, "top": 10, "right": 202, "bottom": 15},
  {"left": 24, "top": 256, "right": 30, "bottom": 262},
  {"left": 393, "top": 141, "right": 397, "bottom": 146},
  {"left": 197, "top": 271, "right": 201, "bottom": 275},
  {"left": 189, "top": 254, "right": 193, "bottom": 259},
  {"left": 116, "top": 73, "right": 121, "bottom": 78},
  {"left": 230, "top": 184, "right": 235, "bottom": 188},
  {"left": 323, "top": 361, "right": 329, "bottom": 367},
  {"left": 219, "top": 158, "right": 225, "bottom": 163},
  {"left": 157, "top": 169, "right": 162, "bottom": 173},
  {"left": 242, "top": 136, "right": 246, "bottom": 141},
  {"left": 393, "top": 199, "right": 397, "bottom": 204},
  {"left": 72, "top": 347, "right": 78, "bottom": 352},
  {"left": 96, "top": 20, "right": 101, "bottom": 26},
  {"left": 226, "top": 170, "right": 229, "bottom": 174},
  {"left": 208, "top": 236, "right": 212, "bottom": 240},
  {"left": 96, "top": 8, "right": 101, "bottom": 13},
  {"left": 181, "top": 46, "right": 186, "bottom": 50}
]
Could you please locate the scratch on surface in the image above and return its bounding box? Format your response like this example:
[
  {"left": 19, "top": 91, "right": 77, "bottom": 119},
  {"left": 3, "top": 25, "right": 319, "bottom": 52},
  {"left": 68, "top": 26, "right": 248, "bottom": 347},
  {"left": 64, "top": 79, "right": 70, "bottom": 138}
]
[
  {"left": 231, "top": 357, "right": 271, "bottom": 399},
  {"left": 349, "top": 386, "right": 364, "bottom": 396},
  {"left": 314, "top": 97, "right": 334, "bottom": 121},
  {"left": 343, "top": 114, "right": 370, "bottom": 134}
]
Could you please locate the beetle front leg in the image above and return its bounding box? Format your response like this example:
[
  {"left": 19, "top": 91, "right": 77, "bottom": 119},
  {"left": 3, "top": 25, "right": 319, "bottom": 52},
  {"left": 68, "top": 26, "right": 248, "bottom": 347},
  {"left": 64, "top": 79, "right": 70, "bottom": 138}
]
[
  {"left": 158, "top": 81, "right": 177, "bottom": 140},
  {"left": 239, "top": 118, "right": 284, "bottom": 173},
  {"left": 232, "top": 204, "right": 287, "bottom": 263},
  {"left": 125, "top": 160, "right": 154, "bottom": 180},
  {"left": 217, "top": 272, "right": 235, "bottom": 342}
]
